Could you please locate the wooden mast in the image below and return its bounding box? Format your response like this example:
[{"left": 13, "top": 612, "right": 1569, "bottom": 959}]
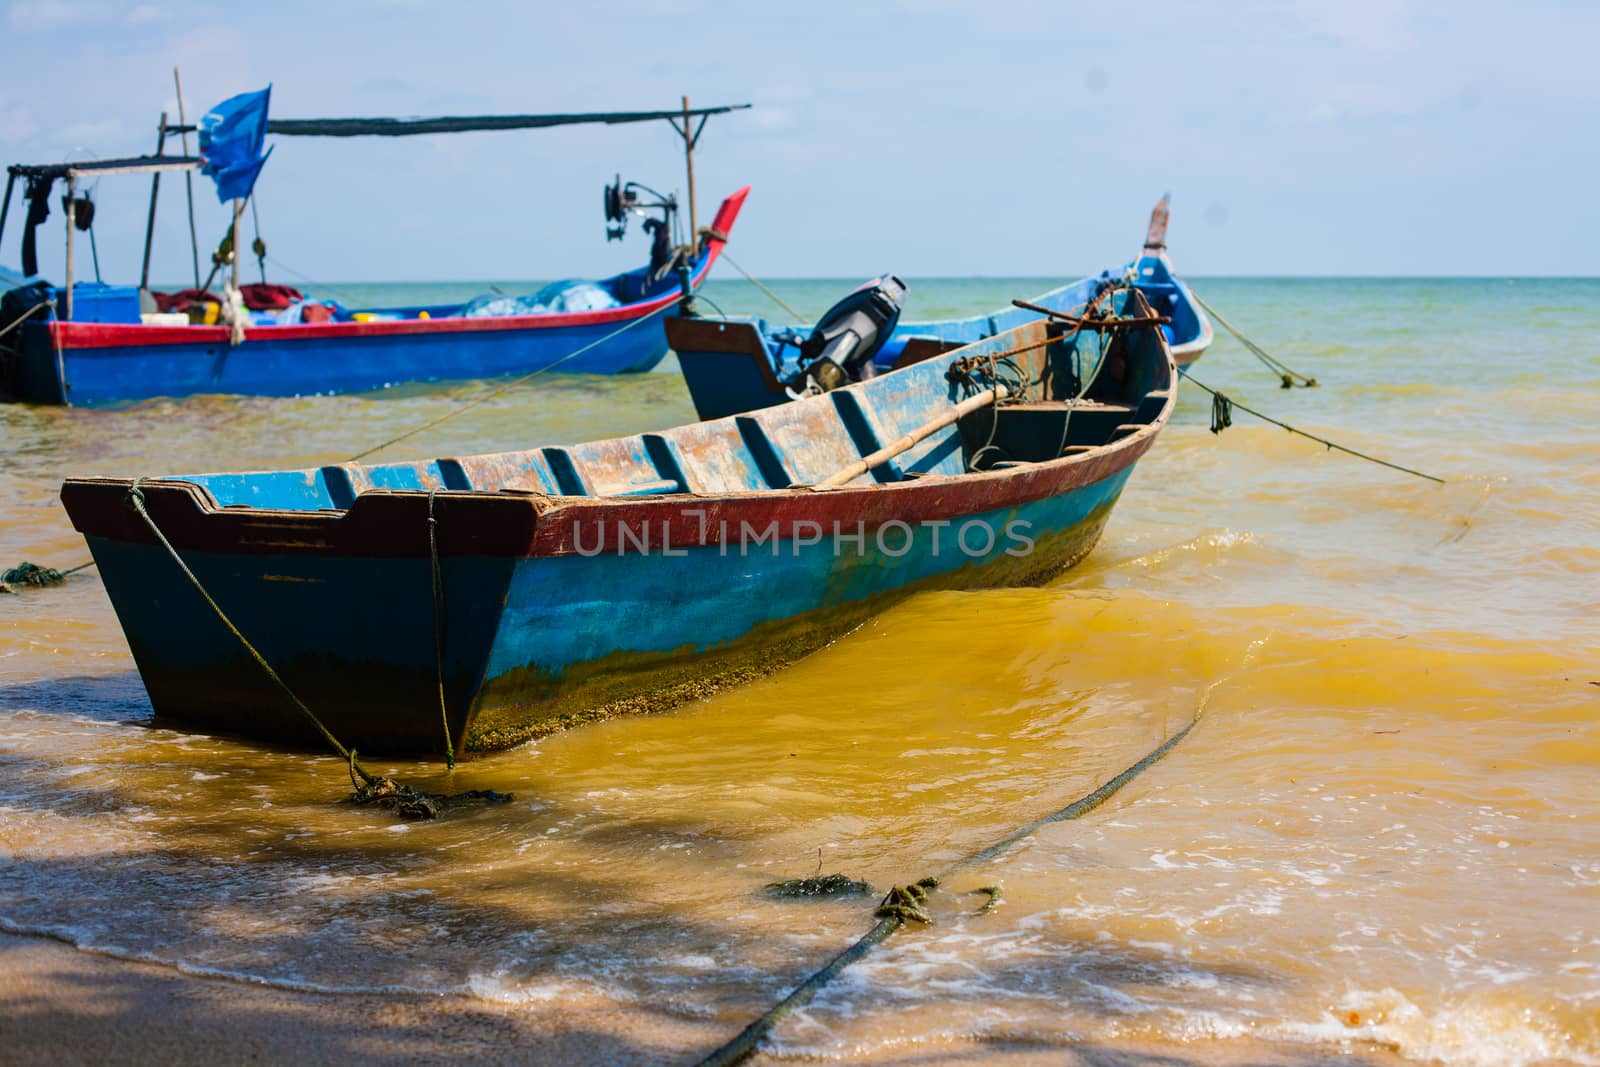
[
  {"left": 681, "top": 95, "right": 697, "bottom": 248},
  {"left": 174, "top": 67, "right": 201, "bottom": 289}
]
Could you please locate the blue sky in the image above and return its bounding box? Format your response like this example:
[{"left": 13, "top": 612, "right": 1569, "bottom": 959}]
[{"left": 3, "top": 0, "right": 1595, "bottom": 282}]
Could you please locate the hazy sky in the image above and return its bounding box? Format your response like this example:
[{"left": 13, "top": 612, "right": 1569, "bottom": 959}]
[{"left": 3, "top": 0, "right": 1595, "bottom": 283}]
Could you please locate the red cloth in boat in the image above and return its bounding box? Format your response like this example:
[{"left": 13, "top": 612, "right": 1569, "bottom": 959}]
[
  {"left": 238, "top": 283, "right": 303, "bottom": 310},
  {"left": 151, "top": 288, "right": 219, "bottom": 313},
  {"left": 152, "top": 284, "right": 303, "bottom": 313}
]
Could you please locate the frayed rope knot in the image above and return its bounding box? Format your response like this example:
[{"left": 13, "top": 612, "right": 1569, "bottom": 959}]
[
  {"left": 345, "top": 750, "right": 513, "bottom": 821},
  {"left": 1210, "top": 391, "right": 1233, "bottom": 435},
  {"left": 1, "top": 562, "right": 66, "bottom": 594},
  {"left": 874, "top": 877, "right": 939, "bottom": 925}
]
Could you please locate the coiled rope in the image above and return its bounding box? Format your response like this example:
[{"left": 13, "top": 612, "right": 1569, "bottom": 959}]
[
  {"left": 126, "top": 480, "right": 511, "bottom": 819},
  {"left": 694, "top": 709, "right": 1205, "bottom": 1067},
  {"left": 1179, "top": 368, "right": 1444, "bottom": 484},
  {"left": 1189, "top": 289, "right": 1318, "bottom": 389},
  {"left": 0, "top": 560, "right": 93, "bottom": 594}
]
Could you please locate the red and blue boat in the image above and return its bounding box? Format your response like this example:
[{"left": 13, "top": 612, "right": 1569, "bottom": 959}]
[
  {"left": 60, "top": 289, "right": 1175, "bottom": 759},
  {"left": 676, "top": 195, "right": 1210, "bottom": 421},
  {"left": 0, "top": 98, "right": 750, "bottom": 406}
]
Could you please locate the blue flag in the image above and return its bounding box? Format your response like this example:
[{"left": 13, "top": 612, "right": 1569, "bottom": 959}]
[{"left": 199, "top": 86, "right": 274, "bottom": 203}]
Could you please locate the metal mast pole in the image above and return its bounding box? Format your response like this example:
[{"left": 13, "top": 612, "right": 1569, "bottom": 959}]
[
  {"left": 63, "top": 173, "right": 76, "bottom": 320},
  {"left": 139, "top": 111, "right": 168, "bottom": 292}
]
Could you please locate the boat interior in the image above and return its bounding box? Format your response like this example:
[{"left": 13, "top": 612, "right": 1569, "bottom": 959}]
[{"left": 174, "top": 297, "right": 1173, "bottom": 514}]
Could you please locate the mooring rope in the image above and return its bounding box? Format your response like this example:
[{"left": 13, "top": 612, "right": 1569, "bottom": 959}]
[
  {"left": 1189, "top": 289, "right": 1317, "bottom": 389},
  {"left": 348, "top": 300, "right": 675, "bottom": 462},
  {"left": 695, "top": 710, "right": 1205, "bottom": 1067},
  {"left": 716, "top": 250, "right": 805, "bottom": 321},
  {"left": 0, "top": 300, "right": 51, "bottom": 340},
  {"left": 126, "top": 480, "right": 510, "bottom": 818},
  {"left": 261, "top": 255, "right": 363, "bottom": 309},
  {"left": 426, "top": 489, "right": 456, "bottom": 770},
  {"left": 1178, "top": 368, "right": 1444, "bottom": 484}
]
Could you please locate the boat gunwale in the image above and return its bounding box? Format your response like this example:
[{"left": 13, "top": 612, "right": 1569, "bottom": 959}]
[{"left": 59, "top": 324, "right": 1176, "bottom": 560}]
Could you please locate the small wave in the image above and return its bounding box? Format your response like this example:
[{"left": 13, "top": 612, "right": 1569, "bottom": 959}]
[{"left": 1275, "top": 986, "right": 1600, "bottom": 1067}]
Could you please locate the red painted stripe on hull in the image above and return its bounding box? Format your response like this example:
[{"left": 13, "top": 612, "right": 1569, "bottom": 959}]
[{"left": 532, "top": 432, "right": 1157, "bottom": 556}]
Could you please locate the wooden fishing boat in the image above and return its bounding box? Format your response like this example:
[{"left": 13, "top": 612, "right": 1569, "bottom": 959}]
[
  {"left": 59, "top": 289, "right": 1174, "bottom": 759},
  {"left": 0, "top": 100, "right": 749, "bottom": 406},
  {"left": 676, "top": 195, "right": 1209, "bottom": 421}
]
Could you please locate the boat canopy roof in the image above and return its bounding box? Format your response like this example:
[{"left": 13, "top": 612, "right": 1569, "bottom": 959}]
[
  {"left": 6, "top": 155, "right": 202, "bottom": 180},
  {"left": 166, "top": 104, "right": 751, "bottom": 139}
]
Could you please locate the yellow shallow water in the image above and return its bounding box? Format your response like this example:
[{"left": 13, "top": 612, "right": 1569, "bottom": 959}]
[{"left": 1, "top": 277, "right": 1597, "bottom": 1064}]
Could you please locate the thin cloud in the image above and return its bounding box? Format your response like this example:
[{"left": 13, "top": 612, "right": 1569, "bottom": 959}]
[
  {"left": 8, "top": 0, "right": 101, "bottom": 27},
  {"left": 0, "top": 96, "right": 37, "bottom": 141}
]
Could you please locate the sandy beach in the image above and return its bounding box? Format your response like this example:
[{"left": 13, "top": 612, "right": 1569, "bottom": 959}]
[{"left": 1, "top": 930, "right": 1425, "bottom": 1066}]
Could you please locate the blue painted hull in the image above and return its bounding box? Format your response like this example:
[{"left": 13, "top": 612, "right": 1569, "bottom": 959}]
[
  {"left": 14, "top": 307, "right": 687, "bottom": 406},
  {"left": 465, "top": 471, "right": 1130, "bottom": 748}
]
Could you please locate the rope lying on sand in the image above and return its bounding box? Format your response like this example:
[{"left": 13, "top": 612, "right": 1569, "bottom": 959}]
[{"left": 694, "top": 707, "right": 1209, "bottom": 1067}]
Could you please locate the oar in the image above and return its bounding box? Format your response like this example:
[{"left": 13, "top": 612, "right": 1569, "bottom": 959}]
[{"left": 815, "top": 384, "right": 1009, "bottom": 489}]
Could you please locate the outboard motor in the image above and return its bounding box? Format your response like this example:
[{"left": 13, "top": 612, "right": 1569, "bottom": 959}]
[
  {"left": 603, "top": 174, "right": 678, "bottom": 243},
  {"left": 784, "top": 274, "right": 908, "bottom": 396},
  {"left": 0, "top": 279, "right": 54, "bottom": 398}
]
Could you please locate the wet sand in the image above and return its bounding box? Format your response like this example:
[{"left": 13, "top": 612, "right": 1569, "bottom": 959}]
[{"left": 0, "top": 931, "right": 1420, "bottom": 1066}]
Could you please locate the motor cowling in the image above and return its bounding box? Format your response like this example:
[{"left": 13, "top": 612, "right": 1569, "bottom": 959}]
[
  {"left": 799, "top": 273, "right": 907, "bottom": 378},
  {"left": 781, "top": 274, "right": 909, "bottom": 398}
]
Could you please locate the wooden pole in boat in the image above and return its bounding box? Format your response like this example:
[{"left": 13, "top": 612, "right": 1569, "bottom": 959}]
[
  {"left": 230, "top": 197, "right": 241, "bottom": 294},
  {"left": 1010, "top": 298, "right": 1169, "bottom": 331},
  {"left": 815, "top": 384, "right": 1010, "bottom": 489},
  {"left": 681, "top": 95, "right": 698, "bottom": 249},
  {"left": 139, "top": 111, "right": 169, "bottom": 293},
  {"left": 174, "top": 67, "right": 201, "bottom": 289},
  {"left": 63, "top": 172, "right": 76, "bottom": 321}
]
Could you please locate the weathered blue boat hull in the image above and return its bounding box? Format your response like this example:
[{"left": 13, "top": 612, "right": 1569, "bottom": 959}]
[
  {"left": 62, "top": 295, "right": 1174, "bottom": 757},
  {"left": 77, "top": 474, "right": 1127, "bottom": 754},
  {"left": 81, "top": 536, "right": 516, "bottom": 752}
]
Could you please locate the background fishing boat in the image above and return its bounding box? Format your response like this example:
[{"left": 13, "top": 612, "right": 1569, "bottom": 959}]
[
  {"left": 677, "top": 195, "right": 1209, "bottom": 420},
  {"left": 59, "top": 289, "right": 1174, "bottom": 759},
  {"left": 0, "top": 94, "right": 750, "bottom": 406}
]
